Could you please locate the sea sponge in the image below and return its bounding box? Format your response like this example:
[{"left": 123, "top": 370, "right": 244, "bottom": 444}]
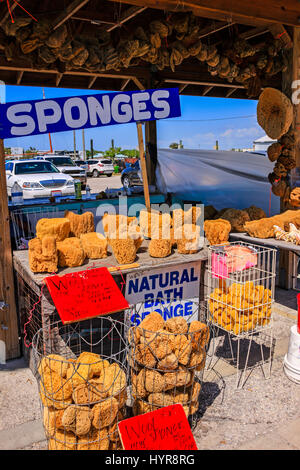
[
  {"left": 188, "top": 321, "right": 210, "bottom": 351},
  {"left": 204, "top": 218, "right": 231, "bottom": 245},
  {"left": 99, "top": 363, "right": 126, "bottom": 397},
  {"left": 163, "top": 367, "right": 191, "bottom": 391},
  {"left": 189, "top": 350, "right": 206, "bottom": 371},
  {"left": 66, "top": 360, "right": 94, "bottom": 388},
  {"left": 267, "top": 142, "right": 282, "bottom": 162},
  {"left": 244, "top": 210, "right": 300, "bottom": 239},
  {"left": 40, "top": 369, "right": 72, "bottom": 402},
  {"left": 109, "top": 236, "right": 137, "bottom": 264},
  {"left": 62, "top": 405, "right": 92, "bottom": 436},
  {"left": 132, "top": 399, "right": 157, "bottom": 416},
  {"left": 131, "top": 369, "right": 147, "bottom": 398},
  {"left": 148, "top": 393, "right": 174, "bottom": 407},
  {"left": 148, "top": 238, "right": 172, "bottom": 257},
  {"left": 139, "top": 209, "right": 172, "bottom": 239},
  {"left": 92, "top": 397, "right": 118, "bottom": 429},
  {"left": 175, "top": 224, "right": 200, "bottom": 254},
  {"left": 127, "top": 224, "right": 144, "bottom": 250},
  {"left": 38, "top": 354, "right": 69, "bottom": 378},
  {"left": 134, "top": 343, "right": 157, "bottom": 368},
  {"left": 257, "top": 88, "right": 293, "bottom": 140},
  {"left": 64, "top": 210, "right": 95, "bottom": 238},
  {"left": 173, "top": 335, "right": 192, "bottom": 366},
  {"left": 57, "top": 237, "right": 86, "bottom": 267},
  {"left": 190, "top": 381, "right": 201, "bottom": 402},
  {"left": 102, "top": 213, "right": 137, "bottom": 237},
  {"left": 40, "top": 388, "right": 72, "bottom": 410},
  {"left": 144, "top": 370, "right": 165, "bottom": 393},
  {"left": 36, "top": 218, "right": 70, "bottom": 241},
  {"left": 244, "top": 206, "right": 267, "bottom": 221},
  {"left": 72, "top": 380, "right": 104, "bottom": 405},
  {"left": 77, "top": 427, "right": 109, "bottom": 450},
  {"left": 75, "top": 352, "right": 109, "bottom": 377},
  {"left": 29, "top": 236, "right": 58, "bottom": 273},
  {"left": 204, "top": 205, "right": 218, "bottom": 220},
  {"left": 164, "top": 317, "right": 188, "bottom": 334},
  {"left": 139, "top": 311, "right": 165, "bottom": 333},
  {"left": 157, "top": 353, "right": 178, "bottom": 370},
  {"left": 43, "top": 407, "right": 64, "bottom": 437},
  {"left": 48, "top": 429, "right": 77, "bottom": 450},
  {"left": 220, "top": 209, "right": 250, "bottom": 232},
  {"left": 108, "top": 411, "right": 124, "bottom": 442},
  {"left": 80, "top": 232, "right": 107, "bottom": 259},
  {"left": 141, "top": 329, "right": 175, "bottom": 360}
]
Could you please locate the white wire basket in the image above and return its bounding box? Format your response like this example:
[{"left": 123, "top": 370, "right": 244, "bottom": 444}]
[
  {"left": 207, "top": 241, "right": 276, "bottom": 336},
  {"left": 32, "top": 317, "right": 128, "bottom": 450}
]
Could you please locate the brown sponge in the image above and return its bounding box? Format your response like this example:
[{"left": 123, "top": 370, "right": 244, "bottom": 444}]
[
  {"left": 64, "top": 210, "right": 95, "bottom": 238},
  {"left": 80, "top": 232, "right": 107, "bottom": 259},
  {"left": 62, "top": 405, "right": 92, "bottom": 436},
  {"left": 220, "top": 209, "right": 250, "bottom": 232},
  {"left": 36, "top": 218, "right": 70, "bottom": 241},
  {"left": 109, "top": 235, "right": 137, "bottom": 264},
  {"left": 102, "top": 213, "right": 137, "bottom": 238},
  {"left": 57, "top": 237, "right": 86, "bottom": 267},
  {"left": 29, "top": 236, "right": 58, "bottom": 273},
  {"left": 175, "top": 224, "right": 200, "bottom": 254},
  {"left": 204, "top": 218, "right": 231, "bottom": 245},
  {"left": 148, "top": 239, "right": 172, "bottom": 257},
  {"left": 92, "top": 397, "right": 118, "bottom": 429},
  {"left": 244, "top": 209, "right": 300, "bottom": 238}
]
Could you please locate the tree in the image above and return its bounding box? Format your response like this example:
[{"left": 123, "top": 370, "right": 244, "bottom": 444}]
[
  {"left": 103, "top": 146, "right": 122, "bottom": 162},
  {"left": 169, "top": 142, "right": 179, "bottom": 149}
]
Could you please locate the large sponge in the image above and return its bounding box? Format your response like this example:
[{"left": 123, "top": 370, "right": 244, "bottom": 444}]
[
  {"left": 36, "top": 218, "right": 70, "bottom": 241},
  {"left": 29, "top": 236, "right": 58, "bottom": 273},
  {"left": 57, "top": 237, "right": 86, "bottom": 267},
  {"left": 80, "top": 232, "right": 108, "bottom": 259},
  {"left": 64, "top": 210, "right": 95, "bottom": 238}
]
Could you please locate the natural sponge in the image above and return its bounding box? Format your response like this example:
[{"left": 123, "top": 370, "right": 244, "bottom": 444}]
[
  {"left": 220, "top": 209, "right": 250, "bottom": 232},
  {"left": 80, "top": 232, "right": 107, "bottom": 259},
  {"left": 57, "top": 237, "right": 86, "bottom": 267},
  {"left": 175, "top": 224, "right": 200, "bottom": 254},
  {"left": 29, "top": 236, "right": 58, "bottom": 273},
  {"left": 204, "top": 218, "right": 231, "bottom": 245},
  {"left": 64, "top": 210, "right": 94, "bottom": 238},
  {"left": 109, "top": 235, "right": 137, "bottom": 264},
  {"left": 62, "top": 405, "right": 92, "bottom": 436},
  {"left": 36, "top": 218, "right": 70, "bottom": 241},
  {"left": 257, "top": 88, "right": 293, "bottom": 140},
  {"left": 102, "top": 213, "right": 137, "bottom": 238},
  {"left": 148, "top": 239, "right": 172, "bottom": 257}
]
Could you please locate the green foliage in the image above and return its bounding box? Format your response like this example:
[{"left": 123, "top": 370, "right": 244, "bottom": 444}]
[{"left": 169, "top": 142, "right": 179, "bottom": 149}]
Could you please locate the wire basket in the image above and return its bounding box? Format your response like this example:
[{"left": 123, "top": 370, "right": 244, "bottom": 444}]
[
  {"left": 207, "top": 242, "right": 276, "bottom": 336},
  {"left": 32, "top": 317, "right": 128, "bottom": 450},
  {"left": 125, "top": 298, "right": 210, "bottom": 428},
  {"left": 10, "top": 206, "right": 61, "bottom": 250}
]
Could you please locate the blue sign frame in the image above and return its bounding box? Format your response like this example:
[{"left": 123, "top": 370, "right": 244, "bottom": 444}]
[{"left": 0, "top": 88, "right": 181, "bottom": 139}]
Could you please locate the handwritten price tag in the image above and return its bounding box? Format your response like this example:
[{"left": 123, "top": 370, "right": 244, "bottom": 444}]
[
  {"left": 44, "top": 267, "right": 129, "bottom": 324},
  {"left": 118, "top": 404, "right": 198, "bottom": 450}
]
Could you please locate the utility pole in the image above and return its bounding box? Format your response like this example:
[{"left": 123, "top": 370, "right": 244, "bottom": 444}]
[
  {"left": 82, "top": 129, "right": 86, "bottom": 161},
  {"left": 91, "top": 139, "right": 94, "bottom": 158},
  {"left": 73, "top": 130, "right": 76, "bottom": 159}
]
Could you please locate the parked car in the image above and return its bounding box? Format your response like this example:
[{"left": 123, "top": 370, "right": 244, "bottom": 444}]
[
  {"left": 5, "top": 160, "right": 75, "bottom": 199},
  {"left": 37, "top": 155, "right": 87, "bottom": 189},
  {"left": 121, "top": 160, "right": 143, "bottom": 188},
  {"left": 86, "top": 158, "right": 114, "bottom": 177},
  {"left": 73, "top": 159, "right": 89, "bottom": 171}
]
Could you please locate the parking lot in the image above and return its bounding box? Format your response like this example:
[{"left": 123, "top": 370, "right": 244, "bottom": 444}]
[{"left": 84, "top": 173, "right": 123, "bottom": 193}]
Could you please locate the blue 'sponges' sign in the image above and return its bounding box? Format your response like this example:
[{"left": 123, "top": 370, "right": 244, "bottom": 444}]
[{"left": 0, "top": 88, "right": 181, "bottom": 139}]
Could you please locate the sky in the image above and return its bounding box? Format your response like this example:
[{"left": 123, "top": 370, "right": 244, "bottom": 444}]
[{"left": 3, "top": 84, "right": 264, "bottom": 153}]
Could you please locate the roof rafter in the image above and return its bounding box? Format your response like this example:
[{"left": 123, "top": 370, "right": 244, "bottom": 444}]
[{"left": 53, "top": 0, "right": 91, "bottom": 30}]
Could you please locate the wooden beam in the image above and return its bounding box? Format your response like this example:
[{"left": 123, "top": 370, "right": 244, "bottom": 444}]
[
  {"left": 197, "top": 20, "right": 235, "bottom": 39},
  {"left": 71, "top": 10, "right": 115, "bottom": 24},
  {"left": 137, "top": 123, "right": 151, "bottom": 212},
  {"left": 132, "top": 77, "right": 145, "bottom": 90},
  {"left": 107, "top": 6, "right": 147, "bottom": 32},
  {"left": 0, "top": 139, "right": 20, "bottom": 360},
  {"left": 88, "top": 76, "right": 97, "bottom": 89},
  {"left": 16, "top": 71, "right": 23, "bottom": 85},
  {"left": 179, "top": 84, "right": 188, "bottom": 93},
  {"left": 121, "top": 78, "right": 131, "bottom": 90},
  {"left": 164, "top": 78, "right": 245, "bottom": 89},
  {"left": 56, "top": 73, "right": 63, "bottom": 86},
  {"left": 268, "top": 24, "right": 293, "bottom": 49},
  {"left": 225, "top": 87, "right": 238, "bottom": 98},
  {"left": 202, "top": 85, "right": 213, "bottom": 96},
  {"left": 239, "top": 26, "right": 270, "bottom": 40},
  {"left": 108, "top": 0, "right": 300, "bottom": 27},
  {"left": 53, "top": 0, "right": 91, "bottom": 30}
]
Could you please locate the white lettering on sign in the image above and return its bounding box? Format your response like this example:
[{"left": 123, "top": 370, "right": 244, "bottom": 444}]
[
  {"left": 7, "top": 103, "right": 35, "bottom": 136},
  {"left": 35, "top": 100, "right": 62, "bottom": 132},
  {"left": 64, "top": 97, "right": 89, "bottom": 128},
  {"left": 111, "top": 94, "right": 132, "bottom": 123},
  {"left": 152, "top": 89, "right": 170, "bottom": 119},
  {"left": 87, "top": 95, "right": 111, "bottom": 125},
  {"left": 125, "top": 262, "right": 201, "bottom": 326}
]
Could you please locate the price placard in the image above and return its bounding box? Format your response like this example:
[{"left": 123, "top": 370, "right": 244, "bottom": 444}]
[
  {"left": 45, "top": 267, "right": 129, "bottom": 324},
  {"left": 118, "top": 404, "right": 198, "bottom": 450}
]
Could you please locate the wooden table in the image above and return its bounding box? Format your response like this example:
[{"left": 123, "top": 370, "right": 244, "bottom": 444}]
[
  {"left": 230, "top": 232, "right": 300, "bottom": 290},
  {"left": 13, "top": 241, "right": 209, "bottom": 364}
]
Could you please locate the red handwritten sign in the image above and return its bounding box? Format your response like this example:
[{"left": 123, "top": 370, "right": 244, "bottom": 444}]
[
  {"left": 44, "top": 267, "right": 129, "bottom": 324},
  {"left": 118, "top": 404, "right": 198, "bottom": 450}
]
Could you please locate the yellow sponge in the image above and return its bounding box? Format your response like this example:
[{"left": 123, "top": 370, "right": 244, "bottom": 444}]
[
  {"left": 64, "top": 210, "right": 95, "bottom": 238},
  {"left": 57, "top": 237, "right": 86, "bottom": 267},
  {"left": 80, "top": 232, "right": 107, "bottom": 259},
  {"left": 29, "top": 236, "right": 58, "bottom": 273},
  {"left": 36, "top": 218, "right": 70, "bottom": 241}
]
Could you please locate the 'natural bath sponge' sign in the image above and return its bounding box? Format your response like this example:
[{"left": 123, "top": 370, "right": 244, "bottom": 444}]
[
  {"left": 118, "top": 404, "right": 198, "bottom": 450},
  {"left": 45, "top": 267, "right": 129, "bottom": 324}
]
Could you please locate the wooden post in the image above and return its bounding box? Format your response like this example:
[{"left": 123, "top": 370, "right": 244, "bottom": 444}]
[
  {"left": 144, "top": 120, "right": 157, "bottom": 186},
  {"left": 0, "top": 139, "right": 20, "bottom": 360},
  {"left": 136, "top": 122, "right": 151, "bottom": 212}
]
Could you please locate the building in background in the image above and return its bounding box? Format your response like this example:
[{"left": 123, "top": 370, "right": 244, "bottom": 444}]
[{"left": 253, "top": 135, "right": 276, "bottom": 152}]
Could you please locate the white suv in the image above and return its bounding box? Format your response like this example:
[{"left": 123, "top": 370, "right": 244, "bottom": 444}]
[
  {"left": 5, "top": 160, "right": 75, "bottom": 199},
  {"left": 86, "top": 158, "right": 114, "bottom": 178}
]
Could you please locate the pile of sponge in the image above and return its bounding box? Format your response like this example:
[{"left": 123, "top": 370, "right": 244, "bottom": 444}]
[
  {"left": 127, "top": 312, "right": 210, "bottom": 418},
  {"left": 39, "top": 351, "right": 126, "bottom": 450}
]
